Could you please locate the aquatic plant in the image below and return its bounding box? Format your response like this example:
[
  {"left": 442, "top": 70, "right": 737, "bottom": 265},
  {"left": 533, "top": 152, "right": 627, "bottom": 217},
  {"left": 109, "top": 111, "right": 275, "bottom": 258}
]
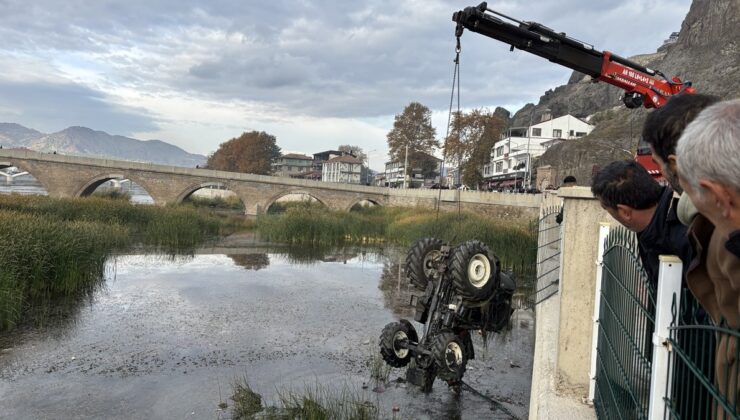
[
  {"left": 256, "top": 204, "right": 537, "bottom": 272},
  {"left": 230, "top": 376, "right": 378, "bottom": 420},
  {"left": 0, "top": 194, "right": 250, "bottom": 331},
  {"left": 183, "top": 194, "right": 245, "bottom": 211}
]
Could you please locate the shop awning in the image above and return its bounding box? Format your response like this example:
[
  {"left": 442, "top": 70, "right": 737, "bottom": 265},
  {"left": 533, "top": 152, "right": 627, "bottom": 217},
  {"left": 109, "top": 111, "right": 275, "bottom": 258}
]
[{"left": 499, "top": 179, "right": 522, "bottom": 187}]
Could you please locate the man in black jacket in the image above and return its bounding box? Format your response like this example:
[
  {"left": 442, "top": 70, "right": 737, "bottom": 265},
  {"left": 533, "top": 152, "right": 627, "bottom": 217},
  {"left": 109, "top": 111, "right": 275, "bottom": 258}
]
[
  {"left": 591, "top": 160, "right": 691, "bottom": 285},
  {"left": 593, "top": 160, "right": 711, "bottom": 419}
]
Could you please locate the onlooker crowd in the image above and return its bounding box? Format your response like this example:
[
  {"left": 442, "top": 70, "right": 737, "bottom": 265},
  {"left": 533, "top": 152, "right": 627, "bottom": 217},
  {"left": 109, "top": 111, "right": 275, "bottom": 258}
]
[{"left": 591, "top": 94, "right": 739, "bottom": 418}]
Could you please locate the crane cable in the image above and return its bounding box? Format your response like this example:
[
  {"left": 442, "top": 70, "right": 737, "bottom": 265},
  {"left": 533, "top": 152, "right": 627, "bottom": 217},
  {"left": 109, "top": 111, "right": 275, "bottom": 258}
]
[{"left": 437, "top": 35, "right": 462, "bottom": 221}]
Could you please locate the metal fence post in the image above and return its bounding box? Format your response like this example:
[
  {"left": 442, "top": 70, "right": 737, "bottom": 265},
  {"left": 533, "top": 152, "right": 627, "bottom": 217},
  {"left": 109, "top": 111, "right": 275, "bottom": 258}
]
[
  {"left": 588, "top": 222, "right": 611, "bottom": 403},
  {"left": 648, "top": 255, "right": 683, "bottom": 420}
]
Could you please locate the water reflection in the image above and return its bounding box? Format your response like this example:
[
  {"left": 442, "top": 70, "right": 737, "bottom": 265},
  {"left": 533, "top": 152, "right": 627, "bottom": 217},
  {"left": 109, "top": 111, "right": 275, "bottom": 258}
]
[
  {"left": 378, "top": 258, "right": 419, "bottom": 319},
  {"left": 227, "top": 253, "right": 270, "bottom": 271}
]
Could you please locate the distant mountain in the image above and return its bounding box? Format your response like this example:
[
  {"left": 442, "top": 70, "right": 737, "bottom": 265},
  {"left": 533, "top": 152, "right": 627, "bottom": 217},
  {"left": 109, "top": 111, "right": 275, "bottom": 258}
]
[
  {"left": 0, "top": 124, "right": 206, "bottom": 167},
  {"left": 0, "top": 123, "right": 44, "bottom": 148}
]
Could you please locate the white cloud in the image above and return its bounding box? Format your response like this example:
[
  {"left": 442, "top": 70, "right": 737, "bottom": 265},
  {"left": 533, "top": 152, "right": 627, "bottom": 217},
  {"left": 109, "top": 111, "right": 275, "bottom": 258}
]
[{"left": 0, "top": 0, "right": 692, "bottom": 160}]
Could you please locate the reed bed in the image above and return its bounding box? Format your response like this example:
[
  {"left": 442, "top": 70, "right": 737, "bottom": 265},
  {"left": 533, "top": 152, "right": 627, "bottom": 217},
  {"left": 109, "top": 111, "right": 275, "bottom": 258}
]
[
  {"left": 183, "top": 194, "right": 245, "bottom": 211},
  {"left": 256, "top": 203, "right": 537, "bottom": 272},
  {"left": 0, "top": 194, "right": 246, "bottom": 330}
]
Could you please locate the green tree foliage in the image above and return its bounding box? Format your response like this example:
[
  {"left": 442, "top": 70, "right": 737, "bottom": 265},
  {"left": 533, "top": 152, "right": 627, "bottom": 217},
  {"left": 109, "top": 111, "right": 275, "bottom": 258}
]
[
  {"left": 207, "top": 131, "right": 281, "bottom": 175},
  {"left": 443, "top": 109, "right": 506, "bottom": 187},
  {"left": 386, "top": 102, "right": 439, "bottom": 170}
]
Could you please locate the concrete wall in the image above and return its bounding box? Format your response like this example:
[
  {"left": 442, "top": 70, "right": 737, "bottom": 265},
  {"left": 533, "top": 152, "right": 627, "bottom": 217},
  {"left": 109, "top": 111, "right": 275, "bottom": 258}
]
[
  {"left": 529, "top": 186, "right": 614, "bottom": 419},
  {"left": 556, "top": 187, "right": 613, "bottom": 395}
]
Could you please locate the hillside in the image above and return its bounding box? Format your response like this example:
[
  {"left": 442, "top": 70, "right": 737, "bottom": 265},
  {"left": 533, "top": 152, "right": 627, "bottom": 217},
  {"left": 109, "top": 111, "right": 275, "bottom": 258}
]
[
  {"left": 507, "top": 0, "right": 739, "bottom": 186},
  {"left": 0, "top": 123, "right": 44, "bottom": 148},
  {"left": 0, "top": 124, "right": 206, "bottom": 167}
]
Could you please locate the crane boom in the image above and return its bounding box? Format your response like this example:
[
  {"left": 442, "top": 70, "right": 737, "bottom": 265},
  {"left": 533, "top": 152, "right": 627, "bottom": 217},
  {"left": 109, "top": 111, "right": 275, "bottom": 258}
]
[{"left": 452, "top": 2, "right": 695, "bottom": 109}]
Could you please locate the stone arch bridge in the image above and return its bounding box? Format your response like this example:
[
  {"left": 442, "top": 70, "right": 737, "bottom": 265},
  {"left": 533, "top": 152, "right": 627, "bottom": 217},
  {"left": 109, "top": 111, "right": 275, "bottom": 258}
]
[{"left": 0, "top": 149, "right": 541, "bottom": 218}]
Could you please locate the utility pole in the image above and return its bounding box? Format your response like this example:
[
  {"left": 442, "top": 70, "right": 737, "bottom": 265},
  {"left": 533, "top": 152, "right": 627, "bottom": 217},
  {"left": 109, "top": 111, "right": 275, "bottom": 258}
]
[
  {"left": 366, "top": 149, "right": 377, "bottom": 185},
  {"left": 526, "top": 108, "right": 535, "bottom": 191},
  {"left": 403, "top": 143, "right": 409, "bottom": 189}
]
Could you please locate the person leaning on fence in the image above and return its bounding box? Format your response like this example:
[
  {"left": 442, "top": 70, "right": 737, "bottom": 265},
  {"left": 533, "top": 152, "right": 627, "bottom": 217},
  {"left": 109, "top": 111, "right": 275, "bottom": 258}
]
[
  {"left": 676, "top": 98, "right": 740, "bottom": 419},
  {"left": 593, "top": 160, "right": 715, "bottom": 418},
  {"left": 642, "top": 93, "right": 720, "bottom": 194},
  {"left": 591, "top": 160, "right": 692, "bottom": 284}
]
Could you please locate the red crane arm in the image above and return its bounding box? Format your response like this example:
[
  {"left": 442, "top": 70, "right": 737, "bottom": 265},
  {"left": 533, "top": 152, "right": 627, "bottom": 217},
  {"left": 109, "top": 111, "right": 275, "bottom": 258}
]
[{"left": 452, "top": 2, "right": 695, "bottom": 109}]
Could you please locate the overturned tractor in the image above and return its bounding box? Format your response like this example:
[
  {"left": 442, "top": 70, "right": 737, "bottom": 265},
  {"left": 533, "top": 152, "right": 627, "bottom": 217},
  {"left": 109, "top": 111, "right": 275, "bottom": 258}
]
[{"left": 379, "top": 238, "right": 516, "bottom": 392}]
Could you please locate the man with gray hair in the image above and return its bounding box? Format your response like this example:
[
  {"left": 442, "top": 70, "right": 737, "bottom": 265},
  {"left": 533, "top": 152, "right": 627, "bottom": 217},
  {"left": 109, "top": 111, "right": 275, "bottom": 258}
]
[{"left": 676, "top": 98, "right": 740, "bottom": 418}]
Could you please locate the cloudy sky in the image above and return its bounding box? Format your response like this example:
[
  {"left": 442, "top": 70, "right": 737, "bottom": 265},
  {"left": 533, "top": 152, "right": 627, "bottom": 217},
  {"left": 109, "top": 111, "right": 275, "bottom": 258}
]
[{"left": 0, "top": 0, "right": 691, "bottom": 170}]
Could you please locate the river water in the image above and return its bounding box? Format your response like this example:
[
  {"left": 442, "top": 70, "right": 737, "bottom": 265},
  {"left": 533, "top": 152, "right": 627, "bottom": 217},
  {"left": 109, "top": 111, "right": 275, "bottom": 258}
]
[
  {"left": 0, "top": 245, "right": 534, "bottom": 419},
  {"left": 0, "top": 173, "right": 154, "bottom": 204}
]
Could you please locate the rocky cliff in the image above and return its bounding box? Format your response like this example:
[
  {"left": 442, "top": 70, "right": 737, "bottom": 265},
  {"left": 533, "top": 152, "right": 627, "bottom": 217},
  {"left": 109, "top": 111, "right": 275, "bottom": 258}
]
[{"left": 508, "top": 0, "right": 739, "bottom": 186}]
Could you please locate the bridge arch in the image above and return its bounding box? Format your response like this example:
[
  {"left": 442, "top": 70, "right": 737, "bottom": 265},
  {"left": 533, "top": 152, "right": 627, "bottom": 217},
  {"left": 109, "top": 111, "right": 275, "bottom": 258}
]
[
  {"left": 76, "top": 173, "right": 127, "bottom": 197},
  {"left": 75, "top": 173, "right": 155, "bottom": 204},
  {"left": 175, "top": 181, "right": 236, "bottom": 204},
  {"left": 347, "top": 198, "right": 382, "bottom": 212},
  {"left": 175, "top": 181, "right": 246, "bottom": 213},
  {"left": 0, "top": 159, "right": 50, "bottom": 195},
  {"left": 263, "top": 189, "right": 328, "bottom": 214}
]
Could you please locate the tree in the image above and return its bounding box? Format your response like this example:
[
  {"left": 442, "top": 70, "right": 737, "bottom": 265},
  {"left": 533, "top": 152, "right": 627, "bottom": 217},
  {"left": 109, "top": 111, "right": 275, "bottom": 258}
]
[
  {"left": 337, "top": 145, "right": 367, "bottom": 163},
  {"left": 207, "top": 131, "right": 281, "bottom": 175},
  {"left": 386, "top": 102, "right": 439, "bottom": 173},
  {"left": 444, "top": 109, "right": 506, "bottom": 188}
]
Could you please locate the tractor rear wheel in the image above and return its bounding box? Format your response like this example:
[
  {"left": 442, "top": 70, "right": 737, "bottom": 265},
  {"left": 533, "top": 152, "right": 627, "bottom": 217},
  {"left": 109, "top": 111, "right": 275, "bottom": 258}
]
[
  {"left": 405, "top": 237, "right": 444, "bottom": 290},
  {"left": 379, "top": 320, "right": 418, "bottom": 368},
  {"left": 449, "top": 240, "right": 498, "bottom": 302}
]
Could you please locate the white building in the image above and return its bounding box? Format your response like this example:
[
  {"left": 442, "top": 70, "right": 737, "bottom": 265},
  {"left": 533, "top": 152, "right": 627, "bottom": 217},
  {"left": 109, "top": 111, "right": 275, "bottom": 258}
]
[
  {"left": 483, "top": 114, "right": 594, "bottom": 190},
  {"left": 384, "top": 152, "right": 443, "bottom": 188},
  {"left": 384, "top": 161, "right": 405, "bottom": 187},
  {"left": 322, "top": 155, "right": 367, "bottom": 184}
]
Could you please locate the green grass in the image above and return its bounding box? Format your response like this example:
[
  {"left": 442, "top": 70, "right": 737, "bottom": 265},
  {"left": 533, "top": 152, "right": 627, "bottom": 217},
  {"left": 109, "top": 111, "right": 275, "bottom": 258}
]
[
  {"left": 230, "top": 376, "right": 378, "bottom": 420},
  {"left": 0, "top": 194, "right": 251, "bottom": 331},
  {"left": 183, "top": 194, "right": 245, "bottom": 211},
  {"left": 91, "top": 188, "right": 132, "bottom": 201},
  {"left": 256, "top": 203, "right": 537, "bottom": 272}
]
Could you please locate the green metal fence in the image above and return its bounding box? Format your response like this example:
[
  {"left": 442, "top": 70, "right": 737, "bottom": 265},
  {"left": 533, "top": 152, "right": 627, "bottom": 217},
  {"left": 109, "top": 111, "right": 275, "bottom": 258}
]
[
  {"left": 664, "top": 290, "right": 740, "bottom": 419},
  {"left": 520, "top": 204, "right": 562, "bottom": 310},
  {"left": 591, "top": 225, "right": 739, "bottom": 420},
  {"left": 593, "top": 227, "right": 654, "bottom": 420}
]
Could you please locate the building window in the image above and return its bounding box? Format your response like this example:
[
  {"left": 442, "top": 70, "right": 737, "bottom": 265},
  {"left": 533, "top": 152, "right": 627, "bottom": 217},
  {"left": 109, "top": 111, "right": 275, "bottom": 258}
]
[
  {"left": 496, "top": 146, "right": 505, "bottom": 157},
  {"left": 576, "top": 131, "right": 587, "bottom": 137},
  {"left": 553, "top": 129, "right": 562, "bottom": 138},
  {"left": 531, "top": 128, "right": 542, "bottom": 136},
  {"left": 569, "top": 130, "right": 575, "bottom": 137},
  {"left": 495, "top": 161, "right": 503, "bottom": 172}
]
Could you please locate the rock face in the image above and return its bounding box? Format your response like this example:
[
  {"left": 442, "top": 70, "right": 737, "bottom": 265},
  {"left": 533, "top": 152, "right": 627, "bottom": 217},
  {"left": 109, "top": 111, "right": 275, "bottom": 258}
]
[
  {"left": 0, "top": 124, "right": 206, "bottom": 167},
  {"left": 511, "top": 0, "right": 739, "bottom": 186}
]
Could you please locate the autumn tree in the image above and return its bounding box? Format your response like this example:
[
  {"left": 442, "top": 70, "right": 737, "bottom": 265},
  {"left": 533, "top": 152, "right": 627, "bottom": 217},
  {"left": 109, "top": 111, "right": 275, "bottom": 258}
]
[
  {"left": 443, "top": 109, "right": 506, "bottom": 187},
  {"left": 207, "top": 131, "right": 281, "bottom": 175},
  {"left": 337, "top": 144, "right": 367, "bottom": 162},
  {"left": 386, "top": 102, "right": 439, "bottom": 172}
]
